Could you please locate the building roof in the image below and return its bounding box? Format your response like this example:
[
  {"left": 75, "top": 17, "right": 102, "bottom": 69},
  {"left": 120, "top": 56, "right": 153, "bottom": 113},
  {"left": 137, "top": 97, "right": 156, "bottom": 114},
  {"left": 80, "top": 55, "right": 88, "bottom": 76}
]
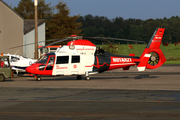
[
  {"left": 0, "top": 0, "right": 24, "bottom": 19},
  {"left": 24, "top": 19, "right": 45, "bottom": 35}
]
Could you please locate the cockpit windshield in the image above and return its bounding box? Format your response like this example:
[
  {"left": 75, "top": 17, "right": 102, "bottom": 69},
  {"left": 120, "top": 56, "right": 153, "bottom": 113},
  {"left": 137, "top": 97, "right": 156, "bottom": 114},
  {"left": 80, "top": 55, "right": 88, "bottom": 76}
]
[
  {"left": 56, "top": 46, "right": 66, "bottom": 52},
  {"left": 37, "top": 55, "right": 49, "bottom": 64},
  {"left": 11, "top": 56, "right": 20, "bottom": 62}
]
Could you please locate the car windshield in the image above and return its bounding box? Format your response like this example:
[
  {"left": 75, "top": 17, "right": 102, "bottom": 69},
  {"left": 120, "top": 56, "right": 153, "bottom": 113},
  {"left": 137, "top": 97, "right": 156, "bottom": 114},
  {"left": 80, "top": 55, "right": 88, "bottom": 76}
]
[
  {"left": 0, "top": 57, "right": 10, "bottom": 67},
  {"left": 37, "top": 55, "right": 49, "bottom": 64}
]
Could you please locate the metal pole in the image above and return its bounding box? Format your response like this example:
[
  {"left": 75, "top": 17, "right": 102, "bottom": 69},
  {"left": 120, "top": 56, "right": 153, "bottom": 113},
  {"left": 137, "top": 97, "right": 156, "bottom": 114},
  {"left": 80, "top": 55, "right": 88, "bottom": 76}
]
[{"left": 34, "top": 0, "right": 38, "bottom": 59}]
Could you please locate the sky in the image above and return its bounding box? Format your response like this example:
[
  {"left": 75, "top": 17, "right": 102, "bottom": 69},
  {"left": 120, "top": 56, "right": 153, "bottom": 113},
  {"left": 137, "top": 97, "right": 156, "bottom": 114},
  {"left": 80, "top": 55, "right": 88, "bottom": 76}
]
[{"left": 3, "top": 0, "right": 180, "bottom": 20}]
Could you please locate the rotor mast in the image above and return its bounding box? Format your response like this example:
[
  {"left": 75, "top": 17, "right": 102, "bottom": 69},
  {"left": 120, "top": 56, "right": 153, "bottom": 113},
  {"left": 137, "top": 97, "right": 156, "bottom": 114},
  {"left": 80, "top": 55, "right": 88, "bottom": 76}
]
[{"left": 34, "top": 0, "right": 38, "bottom": 59}]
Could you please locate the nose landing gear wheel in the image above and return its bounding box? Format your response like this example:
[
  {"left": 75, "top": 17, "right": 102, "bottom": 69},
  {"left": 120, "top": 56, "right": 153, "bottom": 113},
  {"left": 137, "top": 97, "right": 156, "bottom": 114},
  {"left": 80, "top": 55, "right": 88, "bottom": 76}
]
[
  {"left": 148, "top": 52, "right": 159, "bottom": 66},
  {"left": 34, "top": 75, "right": 41, "bottom": 81},
  {"left": 36, "top": 76, "right": 41, "bottom": 81}
]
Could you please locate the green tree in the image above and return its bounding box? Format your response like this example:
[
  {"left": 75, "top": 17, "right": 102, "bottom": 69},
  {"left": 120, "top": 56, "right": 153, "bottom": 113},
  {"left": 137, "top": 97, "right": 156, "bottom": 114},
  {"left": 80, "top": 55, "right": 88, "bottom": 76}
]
[
  {"left": 77, "top": 14, "right": 180, "bottom": 44},
  {"left": 129, "top": 25, "right": 144, "bottom": 41},
  {"left": 46, "top": 1, "right": 82, "bottom": 40},
  {"left": 14, "top": 0, "right": 54, "bottom": 19},
  {"left": 14, "top": 0, "right": 34, "bottom": 19}
]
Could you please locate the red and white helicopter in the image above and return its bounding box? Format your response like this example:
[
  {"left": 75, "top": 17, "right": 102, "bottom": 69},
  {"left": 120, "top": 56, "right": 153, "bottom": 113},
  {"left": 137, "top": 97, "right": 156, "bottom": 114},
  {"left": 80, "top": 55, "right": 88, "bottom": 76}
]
[{"left": 26, "top": 28, "right": 166, "bottom": 81}]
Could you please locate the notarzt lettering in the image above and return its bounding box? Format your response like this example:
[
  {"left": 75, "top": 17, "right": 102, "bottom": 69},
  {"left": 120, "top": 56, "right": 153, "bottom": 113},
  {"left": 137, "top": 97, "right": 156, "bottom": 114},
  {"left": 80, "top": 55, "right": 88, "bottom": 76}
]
[{"left": 113, "top": 58, "right": 132, "bottom": 62}]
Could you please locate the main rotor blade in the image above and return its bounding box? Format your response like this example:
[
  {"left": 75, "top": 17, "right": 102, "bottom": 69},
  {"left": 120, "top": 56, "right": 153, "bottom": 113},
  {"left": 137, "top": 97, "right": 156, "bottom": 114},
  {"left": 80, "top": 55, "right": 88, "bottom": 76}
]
[
  {"left": 9, "top": 38, "right": 62, "bottom": 49},
  {"left": 83, "top": 37, "right": 107, "bottom": 42},
  {"left": 38, "top": 38, "right": 69, "bottom": 49},
  {"left": 85, "top": 37, "right": 145, "bottom": 43}
]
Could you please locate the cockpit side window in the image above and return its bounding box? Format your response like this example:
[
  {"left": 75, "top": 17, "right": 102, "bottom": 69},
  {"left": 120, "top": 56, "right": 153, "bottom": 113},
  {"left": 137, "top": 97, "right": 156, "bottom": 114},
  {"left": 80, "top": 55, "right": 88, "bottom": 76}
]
[
  {"left": 48, "top": 56, "right": 55, "bottom": 65},
  {"left": 56, "top": 56, "right": 69, "bottom": 64}
]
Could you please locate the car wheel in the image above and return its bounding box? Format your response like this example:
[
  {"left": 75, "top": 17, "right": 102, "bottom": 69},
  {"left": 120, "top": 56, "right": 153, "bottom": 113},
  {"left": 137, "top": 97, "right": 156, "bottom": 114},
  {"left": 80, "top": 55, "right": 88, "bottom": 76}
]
[{"left": 0, "top": 74, "right": 5, "bottom": 82}]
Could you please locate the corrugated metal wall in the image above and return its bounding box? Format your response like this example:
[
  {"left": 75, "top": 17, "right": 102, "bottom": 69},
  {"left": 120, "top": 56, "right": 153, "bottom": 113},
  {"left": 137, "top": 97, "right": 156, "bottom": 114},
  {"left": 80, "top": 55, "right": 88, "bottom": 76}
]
[{"left": 24, "top": 23, "right": 45, "bottom": 58}]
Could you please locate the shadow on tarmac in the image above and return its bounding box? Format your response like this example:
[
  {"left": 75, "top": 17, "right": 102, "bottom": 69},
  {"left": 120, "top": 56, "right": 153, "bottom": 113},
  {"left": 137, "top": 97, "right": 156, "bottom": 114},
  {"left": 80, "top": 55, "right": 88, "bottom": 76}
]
[
  {"left": 24, "top": 74, "right": 159, "bottom": 81},
  {"left": 134, "top": 74, "right": 158, "bottom": 79}
]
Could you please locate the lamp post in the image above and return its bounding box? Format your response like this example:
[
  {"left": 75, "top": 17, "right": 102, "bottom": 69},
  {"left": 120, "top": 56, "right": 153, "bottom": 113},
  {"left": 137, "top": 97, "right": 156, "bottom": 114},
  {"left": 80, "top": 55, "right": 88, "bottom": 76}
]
[{"left": 34, "top": 0, "right": 38, "bottom": 59}]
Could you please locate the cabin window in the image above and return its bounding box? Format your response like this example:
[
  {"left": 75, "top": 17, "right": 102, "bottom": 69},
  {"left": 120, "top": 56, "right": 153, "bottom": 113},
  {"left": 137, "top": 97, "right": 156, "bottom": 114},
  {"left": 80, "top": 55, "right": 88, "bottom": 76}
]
[
  {"left": 56, "top": 56, "right": 69, "bottom": 64},
  {"left": 71, "top": 56, "right": 80, "bottom": 63}
]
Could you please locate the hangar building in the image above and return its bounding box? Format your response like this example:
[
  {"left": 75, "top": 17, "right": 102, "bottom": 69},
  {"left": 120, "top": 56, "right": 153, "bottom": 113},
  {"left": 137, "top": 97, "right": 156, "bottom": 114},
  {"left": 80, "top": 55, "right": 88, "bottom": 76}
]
[{"left": 0, "top": 0, "right": 45, "bottom": 58}]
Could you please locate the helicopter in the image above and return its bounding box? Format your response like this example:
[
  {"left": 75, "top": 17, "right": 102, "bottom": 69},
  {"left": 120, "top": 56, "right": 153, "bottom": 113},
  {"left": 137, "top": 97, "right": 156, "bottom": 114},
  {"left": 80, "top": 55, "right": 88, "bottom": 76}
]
[{"left": 26, "top": 28, "right": 166, "bottom": 81}]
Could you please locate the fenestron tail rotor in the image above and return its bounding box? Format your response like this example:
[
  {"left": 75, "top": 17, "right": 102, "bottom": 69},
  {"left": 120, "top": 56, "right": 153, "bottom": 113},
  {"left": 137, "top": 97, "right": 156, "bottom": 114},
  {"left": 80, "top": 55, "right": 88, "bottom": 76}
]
[{"left": 148, "top": 52, "right": 160, "bottom": 66}]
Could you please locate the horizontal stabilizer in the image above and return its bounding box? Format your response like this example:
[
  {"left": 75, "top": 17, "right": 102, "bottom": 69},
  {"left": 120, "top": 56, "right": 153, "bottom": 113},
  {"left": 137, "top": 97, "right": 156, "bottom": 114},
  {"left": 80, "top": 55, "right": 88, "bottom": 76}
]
[{"left": 129, "top": 54, "right": 135, "bottom": 56}]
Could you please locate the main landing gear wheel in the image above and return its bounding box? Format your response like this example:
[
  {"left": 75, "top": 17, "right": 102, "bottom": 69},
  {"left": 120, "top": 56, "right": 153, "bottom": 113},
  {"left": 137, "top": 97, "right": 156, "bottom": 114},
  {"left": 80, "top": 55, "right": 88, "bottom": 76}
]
[
  {"left": 148, "top": 52, "right": 159, "bottom": 66},
  {"left": 77, "top": 75, "right": 82, "bottom": 80},
  {"left": 85, "top": 76, "right": 90, "bottom": 81},
  {"left": 85, "top": 71, "right": 90, "bottom": 81}
]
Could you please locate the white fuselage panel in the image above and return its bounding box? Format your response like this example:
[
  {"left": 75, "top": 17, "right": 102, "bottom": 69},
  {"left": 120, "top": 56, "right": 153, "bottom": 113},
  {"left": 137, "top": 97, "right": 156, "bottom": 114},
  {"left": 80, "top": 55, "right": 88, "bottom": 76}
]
[{"left": 52, "top": 45, "right": 96, "bottom": 76}]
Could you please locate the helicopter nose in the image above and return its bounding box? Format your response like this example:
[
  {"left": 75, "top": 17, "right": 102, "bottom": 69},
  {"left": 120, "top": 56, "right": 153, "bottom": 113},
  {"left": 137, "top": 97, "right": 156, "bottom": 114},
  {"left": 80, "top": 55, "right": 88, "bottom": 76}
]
[{"left": 26, "top": 65, "right": 36, "bottom": 74}]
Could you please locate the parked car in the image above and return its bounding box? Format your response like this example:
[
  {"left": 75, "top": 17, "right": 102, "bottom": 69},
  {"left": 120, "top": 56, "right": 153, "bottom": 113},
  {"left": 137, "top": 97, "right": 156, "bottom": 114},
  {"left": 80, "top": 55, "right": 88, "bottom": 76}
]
[{"left": 0, "top": 56, "right": 12, "bottom": 82}]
